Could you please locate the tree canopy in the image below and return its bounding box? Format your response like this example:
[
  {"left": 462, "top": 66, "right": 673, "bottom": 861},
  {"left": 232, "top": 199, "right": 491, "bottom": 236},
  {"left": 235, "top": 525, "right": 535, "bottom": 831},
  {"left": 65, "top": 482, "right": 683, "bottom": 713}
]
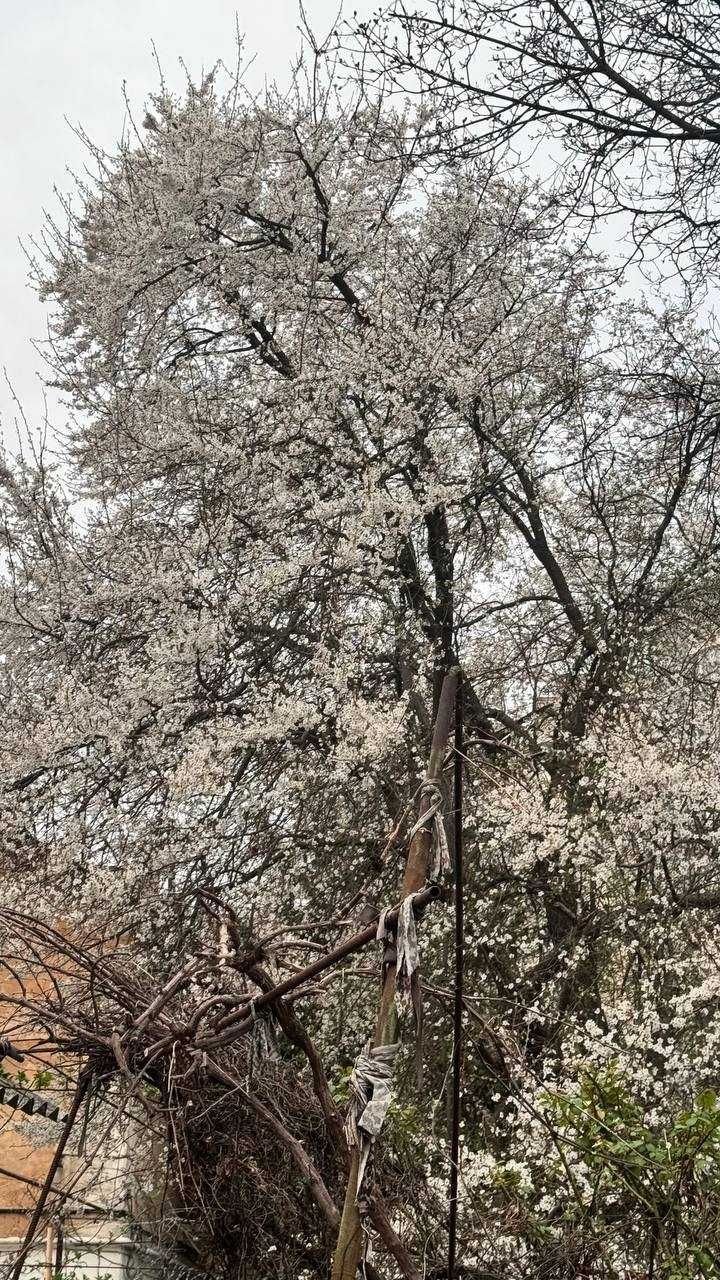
[
  {"left": 357, "top": 0, "right": 720, "bottom": 286},
  {"left": 3, "top": 40, "right": 720, "bottom": 1280}
]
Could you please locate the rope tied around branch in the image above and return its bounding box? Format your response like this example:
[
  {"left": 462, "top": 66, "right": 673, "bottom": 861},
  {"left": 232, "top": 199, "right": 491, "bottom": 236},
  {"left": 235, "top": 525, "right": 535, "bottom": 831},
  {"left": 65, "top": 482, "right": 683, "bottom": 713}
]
[
  {"left": 406, "top": 780, "right": 450, "bottom": 881},
  {"left": 375, "top": 893, "right": 423, "bottom": 993},
  {"left": 331, "top": 669, "right": 459, "bottom": 1280},
  {"left": 396, "top": 891, "right": 426, "bottom": 1086}
]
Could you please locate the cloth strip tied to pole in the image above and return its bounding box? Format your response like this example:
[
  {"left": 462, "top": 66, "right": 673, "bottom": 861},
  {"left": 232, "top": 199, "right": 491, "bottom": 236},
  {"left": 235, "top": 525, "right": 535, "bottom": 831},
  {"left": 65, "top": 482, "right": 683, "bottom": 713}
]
[
  {"left": 405, "top": 781, "right": 450, "bottom": 881},
  {"left": 344, "top": 1040, "right": 400, "bottom": 1198}
]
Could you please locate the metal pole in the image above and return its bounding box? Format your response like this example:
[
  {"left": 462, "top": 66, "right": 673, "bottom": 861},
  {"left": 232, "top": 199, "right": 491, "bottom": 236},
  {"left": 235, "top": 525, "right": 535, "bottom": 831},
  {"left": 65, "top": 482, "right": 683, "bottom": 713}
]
[{"left": 448, "top": 672, "right": 464, "bottom": 1280}]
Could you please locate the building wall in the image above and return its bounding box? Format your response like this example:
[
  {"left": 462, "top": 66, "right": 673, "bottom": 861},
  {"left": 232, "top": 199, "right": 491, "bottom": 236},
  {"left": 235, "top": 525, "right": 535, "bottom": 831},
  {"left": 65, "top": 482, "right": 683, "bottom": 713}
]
[
  {"left": 0, "top": 967, "right": 139, "bottom": 1280},
  {"left": 0, "top": 1219, "right": 133, "bottom": 1280},
  {"left": 0, "top": 1127, "right": 57, "bottom": 1241}
]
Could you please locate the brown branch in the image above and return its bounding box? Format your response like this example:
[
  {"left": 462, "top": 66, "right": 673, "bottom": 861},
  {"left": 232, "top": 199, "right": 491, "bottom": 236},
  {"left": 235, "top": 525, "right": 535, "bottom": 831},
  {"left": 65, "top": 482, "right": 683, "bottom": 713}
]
[
  {"left": 246, "top": 963, "right": 348, "bottom": 1156},
  {"left": 193, "top": 885, "right": 441, "bottom": 1052},
  {"left": 0, "top": 1162, "right": 111, "bottom": 1217},
  {"left": 204, "top": 1057, "right": 340, "bottom": 1229}
]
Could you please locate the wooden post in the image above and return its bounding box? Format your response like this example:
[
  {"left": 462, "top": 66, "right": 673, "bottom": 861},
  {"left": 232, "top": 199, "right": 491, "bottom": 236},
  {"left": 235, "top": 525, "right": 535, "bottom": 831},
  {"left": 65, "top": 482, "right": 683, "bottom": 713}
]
[
  {"left": 43, "top": 1223, "right": 54, "bottom": 1280},
  {"left": 331, "top": 669, "right": 459, "bottom": 1280},
  {"left": 54, "top": 1219, "right": 64, "bottom": 1278}
]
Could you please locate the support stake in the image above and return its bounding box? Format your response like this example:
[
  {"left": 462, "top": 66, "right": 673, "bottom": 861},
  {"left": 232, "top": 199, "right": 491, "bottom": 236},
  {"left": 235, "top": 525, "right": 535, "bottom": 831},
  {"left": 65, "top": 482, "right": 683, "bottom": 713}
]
[{"left": 331, "top": 668, "right": 459, "bottom": 1280}]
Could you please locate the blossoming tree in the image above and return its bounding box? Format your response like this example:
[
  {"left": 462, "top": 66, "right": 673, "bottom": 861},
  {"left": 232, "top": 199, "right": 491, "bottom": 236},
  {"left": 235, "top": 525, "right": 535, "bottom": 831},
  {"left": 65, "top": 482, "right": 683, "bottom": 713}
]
[{"left": 2, "top": 50, "right": 720, "bottom": 1280}]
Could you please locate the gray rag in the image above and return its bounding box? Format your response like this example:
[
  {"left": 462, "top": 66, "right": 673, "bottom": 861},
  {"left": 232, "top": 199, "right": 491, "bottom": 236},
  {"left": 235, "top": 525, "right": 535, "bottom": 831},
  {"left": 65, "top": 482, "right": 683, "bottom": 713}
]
[
  {"left": 345, "top": 1040, "right": 400, "bottom": 1196},
  {"left": 395, "top": 891, "right": 422, "bottom": 992}
]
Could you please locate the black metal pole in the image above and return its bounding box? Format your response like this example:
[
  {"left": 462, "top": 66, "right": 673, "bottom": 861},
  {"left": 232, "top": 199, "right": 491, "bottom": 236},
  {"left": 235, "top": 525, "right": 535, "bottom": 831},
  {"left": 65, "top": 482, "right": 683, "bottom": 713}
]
[{"left": 448, "top": 672, "right": 464, "bottom": 1280}]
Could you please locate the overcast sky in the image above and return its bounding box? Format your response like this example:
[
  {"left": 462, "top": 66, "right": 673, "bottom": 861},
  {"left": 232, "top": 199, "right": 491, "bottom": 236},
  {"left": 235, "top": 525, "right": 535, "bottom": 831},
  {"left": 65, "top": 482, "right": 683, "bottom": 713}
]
[
  {"left": 0, "top": 0, "right": 341, "bottom": 449},
  {"left": 2, "top": 2, "right": 701, "bottom": 459}
]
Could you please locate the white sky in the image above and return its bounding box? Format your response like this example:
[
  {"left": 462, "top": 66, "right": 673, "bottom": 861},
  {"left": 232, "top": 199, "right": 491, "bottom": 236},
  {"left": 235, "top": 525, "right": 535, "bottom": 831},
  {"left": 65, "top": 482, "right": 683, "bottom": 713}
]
[{"left": 0, "top": 0, "right": 341, "bottom": 448}]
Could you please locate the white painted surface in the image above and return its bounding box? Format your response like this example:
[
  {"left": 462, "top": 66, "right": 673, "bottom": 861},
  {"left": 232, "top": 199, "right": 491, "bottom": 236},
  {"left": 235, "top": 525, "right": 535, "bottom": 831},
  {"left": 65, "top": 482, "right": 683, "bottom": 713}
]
[{"left": 0, "top": 1218, "right": 160, "bottom": 1280}]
